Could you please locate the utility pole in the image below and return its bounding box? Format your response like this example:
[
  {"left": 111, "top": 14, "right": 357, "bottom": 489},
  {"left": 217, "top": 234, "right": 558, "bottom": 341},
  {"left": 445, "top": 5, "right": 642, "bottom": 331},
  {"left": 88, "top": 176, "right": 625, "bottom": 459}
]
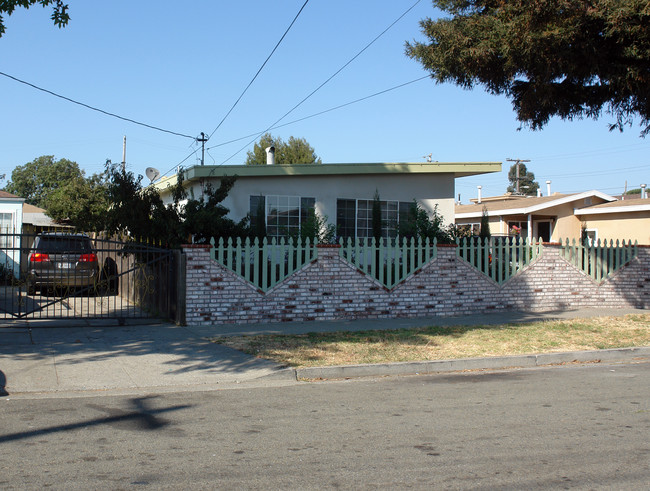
[
  {"left": 122, "top": 136, "right": 127, "bottom": 172},
  {"left": 506, "top": 158, "right": 530, "bottom": 195},
  {"left": 197, "top": 132, "right": 208, "bottom": 166}
]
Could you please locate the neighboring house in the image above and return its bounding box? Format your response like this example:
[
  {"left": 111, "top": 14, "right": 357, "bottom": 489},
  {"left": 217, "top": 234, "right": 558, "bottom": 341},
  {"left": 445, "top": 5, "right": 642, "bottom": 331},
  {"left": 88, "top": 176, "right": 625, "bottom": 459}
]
[
  {"left": 455, "top": 190, "right": 650, "bottom": 244},
  {"left": 0, "top": 190, "right": 24, "bottom": 278},
  {"left": 155, "top": 162, "right": 501, "bottom": 239},
  {"left": 574, "top": 196, "right": 650, "bottom": 244},
  {"left": 0, "top": 190, "right": 24, "bottom": 234},
  {"left": 22, "top": 202, "right": 62, "bottom": 234},
  {"left": 0, "top": 192, "right": 65, "bottom": 279}
]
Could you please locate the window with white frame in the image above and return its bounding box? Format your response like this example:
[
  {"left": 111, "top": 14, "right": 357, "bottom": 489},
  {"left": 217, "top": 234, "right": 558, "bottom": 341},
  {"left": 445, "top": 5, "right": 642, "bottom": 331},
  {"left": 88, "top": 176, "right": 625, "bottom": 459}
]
[
  {"left": 507, "top": 220, "right": 528, "bottom": 237},
  {"left": 583, "top": 228, "right": 597, "bottom": 245},
  {"left": 456, "top": 223, "right": 480, "bottom": 236},
  {"left": 0, "top": 212, "right": 14, "bottom": 248},
  {"left": 249, "top": 195, "right": 316, "bottom": 238},
  {"left": 337, "top": 198, "right": 412, "bottom": 239}
]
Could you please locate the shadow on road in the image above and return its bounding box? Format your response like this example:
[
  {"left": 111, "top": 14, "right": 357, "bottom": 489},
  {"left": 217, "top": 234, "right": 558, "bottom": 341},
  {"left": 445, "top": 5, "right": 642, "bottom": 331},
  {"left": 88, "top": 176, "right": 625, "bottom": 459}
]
[{"left": 0, "top": 396, "right": 190, "bottom": 443}]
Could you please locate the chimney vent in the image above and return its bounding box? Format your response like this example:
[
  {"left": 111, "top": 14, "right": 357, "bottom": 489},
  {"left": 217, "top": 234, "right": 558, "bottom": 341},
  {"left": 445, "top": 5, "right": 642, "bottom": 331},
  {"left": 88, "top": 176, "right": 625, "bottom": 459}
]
[
  {"left": 546, "top": 180, "right": 552, "bottom": 197},
  {"left": 265, "top": 146, "right": 276, "bottom": 165},
  {"left": 641, "top": 184, "right": 647, "bottom": 199},
  {"left": 477, "top": 186, "right": 482, "bottom": 204}
]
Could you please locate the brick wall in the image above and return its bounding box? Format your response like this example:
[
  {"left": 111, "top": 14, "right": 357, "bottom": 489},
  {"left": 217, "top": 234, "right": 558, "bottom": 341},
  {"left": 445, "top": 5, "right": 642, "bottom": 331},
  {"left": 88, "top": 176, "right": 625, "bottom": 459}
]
[{"left": 183, "top": 243, "right": 650, "bottom": 326}]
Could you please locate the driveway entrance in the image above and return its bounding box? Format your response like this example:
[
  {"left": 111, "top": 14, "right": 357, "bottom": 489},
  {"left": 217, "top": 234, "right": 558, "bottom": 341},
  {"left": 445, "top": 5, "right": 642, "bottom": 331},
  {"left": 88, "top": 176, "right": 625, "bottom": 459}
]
[{"left": 0, "top": 233, "right": 180, "bottom": 323}]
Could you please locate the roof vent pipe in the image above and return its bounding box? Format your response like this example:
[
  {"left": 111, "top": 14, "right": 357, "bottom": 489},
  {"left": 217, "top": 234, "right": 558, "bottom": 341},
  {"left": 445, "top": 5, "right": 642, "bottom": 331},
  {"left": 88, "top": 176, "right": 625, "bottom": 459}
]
[
  {"left": 265, "top": 146, "right": 276, "bottom": 165},
  {"left": 546, "top": 180, "right": 552, "bottom": 197},
  {"left": 477, "top": 185, "right": 482, "bottom": 204},
  {"left": 641, "top": 184, "right": 647, "bottom": 199},
  {"left": 537, "top": 188, "right": 542, "bottom": 197}
]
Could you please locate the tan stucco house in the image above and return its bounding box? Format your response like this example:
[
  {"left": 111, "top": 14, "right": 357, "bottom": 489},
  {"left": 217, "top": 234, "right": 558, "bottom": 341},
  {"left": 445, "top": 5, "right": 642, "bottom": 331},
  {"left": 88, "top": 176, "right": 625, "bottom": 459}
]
[
  {"left": 455, "top": 191, "right": 650, "bottom": 244},
  {"left": 574, "top": 196, "right": 650, "bottom": 244}
]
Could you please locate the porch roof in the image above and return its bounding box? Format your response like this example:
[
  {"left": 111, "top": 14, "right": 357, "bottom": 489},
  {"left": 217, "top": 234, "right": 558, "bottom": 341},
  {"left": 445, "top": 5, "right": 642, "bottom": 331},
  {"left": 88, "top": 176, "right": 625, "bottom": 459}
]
[{"left": 455, "top": 190, "right": 616, "bottom": 219}]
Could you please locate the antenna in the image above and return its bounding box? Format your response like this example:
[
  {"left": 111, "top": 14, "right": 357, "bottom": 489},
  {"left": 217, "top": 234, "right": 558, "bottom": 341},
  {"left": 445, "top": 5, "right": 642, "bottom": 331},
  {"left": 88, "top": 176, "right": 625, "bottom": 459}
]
[{"left": 145, "top": 167, "right": 161, "bottom": 183}]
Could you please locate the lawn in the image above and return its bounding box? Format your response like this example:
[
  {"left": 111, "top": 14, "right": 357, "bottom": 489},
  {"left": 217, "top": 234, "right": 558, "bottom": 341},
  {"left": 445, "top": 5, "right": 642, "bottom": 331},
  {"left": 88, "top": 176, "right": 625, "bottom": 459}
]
[{"left": 211, "top": 314, "right": 650, "bottom": 368}]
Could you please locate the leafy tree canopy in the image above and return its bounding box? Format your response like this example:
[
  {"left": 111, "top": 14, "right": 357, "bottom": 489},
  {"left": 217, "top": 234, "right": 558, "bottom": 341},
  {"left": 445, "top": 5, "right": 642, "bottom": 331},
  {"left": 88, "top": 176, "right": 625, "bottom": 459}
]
[
  {"left": 102, "top": 162, "right": 251, "bottom": 247},
  {"left": 245, "top": 133, "right": 322, "bottom": 165},
  {"left": 44, "top": 172, "right": 110, "bottom": 231},
  {"left": 479, "top": 206, "right": 491, "bottom": 239},
  {"left": 0, "top": 1, "right": 70, "bottom": 38},
  {"left": 102, "top": 162, "right": 186, "bottom": 247},
  {"left": 406, "top": 0, "right": 650, "bottom": 135},
  {"left": 5, "top": 155, "right": 83, "bottom": 207},
  {"left": 181, "top": 176, "right": 251, "bottom": 244},
  {"left": 507, "top": 163, "right": 540, "bottom": 196}
]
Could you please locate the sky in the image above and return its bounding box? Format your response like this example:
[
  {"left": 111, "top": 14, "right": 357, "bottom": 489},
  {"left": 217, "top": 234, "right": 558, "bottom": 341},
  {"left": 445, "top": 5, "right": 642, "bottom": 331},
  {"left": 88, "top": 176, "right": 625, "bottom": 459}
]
[{"left": 1, "top": 0, "right": 649, "bottom": 203}]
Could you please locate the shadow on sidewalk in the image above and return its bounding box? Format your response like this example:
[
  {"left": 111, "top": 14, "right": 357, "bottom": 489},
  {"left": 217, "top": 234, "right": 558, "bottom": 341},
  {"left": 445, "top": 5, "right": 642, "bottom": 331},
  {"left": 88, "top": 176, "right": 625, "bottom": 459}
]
[
  {"left": 0, "top": 369, "right": 8, "bottom": 396},
  {"left": 0, "top": 322, "right": 283, "bottom": 378}
]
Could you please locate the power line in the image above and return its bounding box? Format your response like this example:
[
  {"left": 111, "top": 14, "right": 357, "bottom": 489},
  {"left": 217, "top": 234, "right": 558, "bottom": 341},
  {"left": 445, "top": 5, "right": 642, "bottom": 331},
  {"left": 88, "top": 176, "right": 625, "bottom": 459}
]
[
  {"left": 0, "top": 70, "right": 196, "bottom": 140},
  {"left": 219, "top": 0, "right": 423, "bottom": 164},
  {"left": 207, "top": 0, "right": 310, "bottom": 141},
  {"left": 206, "top": 75, "right": 429, "bottom": 151}
]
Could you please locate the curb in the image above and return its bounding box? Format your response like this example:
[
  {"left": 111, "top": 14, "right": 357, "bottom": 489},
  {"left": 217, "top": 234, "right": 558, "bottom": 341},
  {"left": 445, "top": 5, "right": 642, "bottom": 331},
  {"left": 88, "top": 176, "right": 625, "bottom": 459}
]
[{"left": 258, "top": 346, "right": 650, "bottom": 381}]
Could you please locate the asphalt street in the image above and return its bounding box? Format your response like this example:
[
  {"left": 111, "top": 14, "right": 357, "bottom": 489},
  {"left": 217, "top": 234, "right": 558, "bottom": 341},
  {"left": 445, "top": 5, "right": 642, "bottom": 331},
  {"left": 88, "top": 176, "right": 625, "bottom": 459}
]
[{"left": 1, "top": 361, "right": 648, "bottom": 489}]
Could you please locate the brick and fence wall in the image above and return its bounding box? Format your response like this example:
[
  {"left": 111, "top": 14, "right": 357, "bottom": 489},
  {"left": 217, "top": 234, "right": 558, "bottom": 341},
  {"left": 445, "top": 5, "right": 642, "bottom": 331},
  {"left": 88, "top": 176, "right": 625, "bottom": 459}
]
[{"left": 183, "top": 243, "right": 650, "bottom": 326}]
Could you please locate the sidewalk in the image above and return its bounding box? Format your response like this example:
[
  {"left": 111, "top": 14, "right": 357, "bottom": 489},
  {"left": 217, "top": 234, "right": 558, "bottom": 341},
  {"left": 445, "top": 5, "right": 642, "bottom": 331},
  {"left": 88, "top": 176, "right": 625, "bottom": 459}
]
[{"left": 1, "top": 307, "right": 648, "bottom": 397}]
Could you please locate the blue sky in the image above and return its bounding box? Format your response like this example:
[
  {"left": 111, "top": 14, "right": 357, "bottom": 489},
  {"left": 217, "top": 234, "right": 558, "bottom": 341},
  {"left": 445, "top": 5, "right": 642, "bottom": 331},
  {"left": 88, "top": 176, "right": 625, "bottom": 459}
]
[{"left": 1, "top": 0, "right": 649, "bottom": 203}]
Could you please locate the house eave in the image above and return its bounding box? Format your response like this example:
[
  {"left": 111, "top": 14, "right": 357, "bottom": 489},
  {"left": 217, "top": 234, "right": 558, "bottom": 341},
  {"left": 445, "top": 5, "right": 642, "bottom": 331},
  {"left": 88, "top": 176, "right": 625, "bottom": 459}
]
[
  {"left": 153, "top": 162, "right": 501, "bottom": 191},
  {"left": 575, "top": 204, "right": 650, "bottom": 215},
  {"left": 455, "top": 190, "right": 617, "bottom": 219}
]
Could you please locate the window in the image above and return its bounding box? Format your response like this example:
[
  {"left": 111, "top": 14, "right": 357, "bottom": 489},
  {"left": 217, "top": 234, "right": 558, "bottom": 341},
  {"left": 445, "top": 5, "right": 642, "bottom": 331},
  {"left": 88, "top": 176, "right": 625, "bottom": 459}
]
[
  {"left": 507, "top": 221, "right": 528, "bottom": 237},
  {"left": 249, "top": 195, "right": 316, "bottom": 238},
  {"left": 457, "top": 223, "right": 480, "bottom": 236},
  {"left": 337, "top": 199, "right": 412, "bottom": 239},
  {"left": 0, "top": 212, "right": 14, "bottom": 248},
  {"left": 583, "top": 228, "right": 597, "bottom": 245}
]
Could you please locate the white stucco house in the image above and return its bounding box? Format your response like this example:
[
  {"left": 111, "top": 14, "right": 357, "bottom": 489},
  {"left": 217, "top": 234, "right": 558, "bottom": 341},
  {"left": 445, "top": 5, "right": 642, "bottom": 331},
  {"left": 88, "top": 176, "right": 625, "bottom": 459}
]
[
  {"left": 0, "top": 191, "right": 25, "bottom": 277},
  {"left": 155, "top": 161, "right": 501, "bottom": 239}
]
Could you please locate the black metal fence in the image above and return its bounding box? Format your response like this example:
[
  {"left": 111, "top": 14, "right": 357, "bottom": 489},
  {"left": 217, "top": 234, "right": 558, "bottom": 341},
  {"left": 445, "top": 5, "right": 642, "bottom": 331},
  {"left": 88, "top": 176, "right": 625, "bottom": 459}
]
[{"left": 0, "top": 233, "right": 180, "bottom": 322}]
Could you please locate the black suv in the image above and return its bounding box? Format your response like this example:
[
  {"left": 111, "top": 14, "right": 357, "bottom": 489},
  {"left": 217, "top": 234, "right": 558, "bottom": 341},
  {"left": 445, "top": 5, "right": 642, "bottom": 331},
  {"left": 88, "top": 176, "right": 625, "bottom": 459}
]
[{"left": 26, "top": 233, "right": 99, "bottom": 295}]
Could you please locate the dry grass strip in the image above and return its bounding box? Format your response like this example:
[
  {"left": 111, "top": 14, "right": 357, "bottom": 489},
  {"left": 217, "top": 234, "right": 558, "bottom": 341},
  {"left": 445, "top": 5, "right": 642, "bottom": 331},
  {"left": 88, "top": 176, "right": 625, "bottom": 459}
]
[{"left": 212, "top": 314, "right": 650, "bottom": 368}]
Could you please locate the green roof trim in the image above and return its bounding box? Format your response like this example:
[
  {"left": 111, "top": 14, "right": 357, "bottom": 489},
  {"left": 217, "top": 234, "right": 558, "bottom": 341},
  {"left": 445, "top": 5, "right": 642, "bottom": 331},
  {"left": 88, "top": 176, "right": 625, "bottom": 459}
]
[
  {"left": 170, "top": 161, "right": 497, "bottom": 180},
  {"left": 153, "top": 162, "right": 501, "bottom": 191}
]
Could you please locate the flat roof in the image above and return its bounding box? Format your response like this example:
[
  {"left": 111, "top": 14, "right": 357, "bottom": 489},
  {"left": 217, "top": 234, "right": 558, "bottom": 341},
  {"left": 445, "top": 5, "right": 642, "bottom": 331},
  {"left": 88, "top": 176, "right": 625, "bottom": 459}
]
[{"left": 154, "top": 162, "right": 501, "bottom": 190}]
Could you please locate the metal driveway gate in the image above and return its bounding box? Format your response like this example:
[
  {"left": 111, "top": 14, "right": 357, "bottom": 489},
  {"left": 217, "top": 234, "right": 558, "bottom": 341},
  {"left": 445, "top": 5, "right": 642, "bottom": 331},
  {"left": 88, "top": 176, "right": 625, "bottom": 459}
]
[{"left": 0, "top": 233, "right": 178, "bottom": 321}]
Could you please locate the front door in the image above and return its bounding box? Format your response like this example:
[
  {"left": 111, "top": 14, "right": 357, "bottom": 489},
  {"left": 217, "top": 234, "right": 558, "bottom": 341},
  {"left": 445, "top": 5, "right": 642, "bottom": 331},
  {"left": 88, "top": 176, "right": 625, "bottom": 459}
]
[{"left": 537, "top": 221, "right": 551, "bottom": 242}]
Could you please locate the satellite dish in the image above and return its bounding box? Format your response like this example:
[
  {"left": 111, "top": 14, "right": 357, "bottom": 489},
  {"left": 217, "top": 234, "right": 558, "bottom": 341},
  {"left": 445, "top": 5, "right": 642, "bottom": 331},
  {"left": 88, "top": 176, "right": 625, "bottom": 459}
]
[{"left": 145, "top": 167, "right": 160, "bottom": 183}]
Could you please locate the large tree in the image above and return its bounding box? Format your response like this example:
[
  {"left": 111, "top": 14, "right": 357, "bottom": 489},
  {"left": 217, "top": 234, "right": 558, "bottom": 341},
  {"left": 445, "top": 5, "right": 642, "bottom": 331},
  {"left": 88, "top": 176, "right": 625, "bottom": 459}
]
[
  {"left": 406, "top": 0, "right": 650, "bottom": 135},
  {"left": 44, "top": 173, "right": 111, "bottom": 231},
  {"left": 507, "top": 163, "right": 540, "bottom": 196},
  {"left": 0, "top": 0, "right": 70, "bottom": 37},
  {"left": 102, "top": 162, "right": 185, "bottom": 247},
  {"left": 5, "top": 155, "right": 83, "bottom": 207},
  {"left": 245, "top": 133, "right": 322, "bottom": 165},
  {"left": 102, "top": 163, "right": 250, "bottom": 247}
]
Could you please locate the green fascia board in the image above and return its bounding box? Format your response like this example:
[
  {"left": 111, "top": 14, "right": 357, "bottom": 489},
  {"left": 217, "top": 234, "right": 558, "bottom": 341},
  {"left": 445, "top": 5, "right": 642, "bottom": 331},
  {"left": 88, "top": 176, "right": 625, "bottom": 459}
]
[
  {"left": 189, "top": 162, "right": 499, "bottom": 178},
  {"left": 153, "top": 162, "right": 501, "bottom": 191}
]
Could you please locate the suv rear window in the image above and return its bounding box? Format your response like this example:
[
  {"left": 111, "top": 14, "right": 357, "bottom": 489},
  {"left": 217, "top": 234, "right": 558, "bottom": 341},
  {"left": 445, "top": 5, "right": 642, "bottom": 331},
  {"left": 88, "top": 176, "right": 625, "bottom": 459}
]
[{"left": 36, "top": 236, "right": 94, "bottom": 254}]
